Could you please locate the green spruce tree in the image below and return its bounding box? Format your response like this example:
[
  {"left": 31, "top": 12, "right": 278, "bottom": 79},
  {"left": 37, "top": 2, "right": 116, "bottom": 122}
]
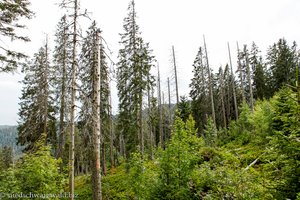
[
  {"left": 189, "top": 47, "right": 210, "bottom": 133},
  {"left": 250, "top": 42, "right": 267, "bottom": 100},
  {"left": 17, "top": 43, "right": 56, "bottom": 152},
  {"left": 52, "top": 15, "right": 72, "bottom": 160},
  {"left": 267, "top": 38, "right": 298, "bottom": 96},
  {"left": 117, "top": 0, "right": 155, "bottom": 156}
]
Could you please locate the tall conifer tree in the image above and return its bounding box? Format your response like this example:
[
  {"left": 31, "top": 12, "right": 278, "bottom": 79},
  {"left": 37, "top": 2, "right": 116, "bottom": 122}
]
[
  {"left": 189, "top": 47, "right": 210, "bottom": 133},
  {"left": 18, "top": 44, "right": 55, "bottom": 152},
  {"left": 52, "top": 15, "right": 72, "bottom": 160},
  {"left": 117, "top": 0, "right": 155, "bottom": 156}
]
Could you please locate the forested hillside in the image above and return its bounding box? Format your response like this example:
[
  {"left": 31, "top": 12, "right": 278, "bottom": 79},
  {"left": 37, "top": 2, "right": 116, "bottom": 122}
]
[
  {"left": 0, "top": 126, "right": 23, "bottom": 156},
  {"left": 0, "top": 0, "right": 300, "bottom": 199}
]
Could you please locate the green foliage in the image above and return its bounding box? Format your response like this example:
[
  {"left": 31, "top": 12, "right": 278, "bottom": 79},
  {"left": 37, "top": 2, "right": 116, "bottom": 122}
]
[
  {"left": 102, "top": 164, "right": 135, "bottom": 199},
  {"left": 0, "top": 0, "right": 33, "bottom": 72},
  {"left": 266, "top": 87, "right": 300, "bottom": 199},
  {"left": 101, "top": 153, "right": 158, "bottom": 199},
  {"left": 0, "top": 146, "right": 13, "bottom": 170},
  {"left": 250, "top": 42, "right": 267, "bottom": 100},
  {"left": 227, "top": 102, "right": 253, "bottom": 145},
  {"left": 0, "top": 135, "right": 64, "bottom": 199},
  {"left": 191, "top": 162, "right": 272, "bottom": 199},
  {"left": 177, "top": 96, "right": 192, "bottom": 122},
  {"left": 0, "top": 168, "right": 21, "bottom": 195},
  {"left": 267, "top": 39, "right": 298, "bottom": 95},
  {"left": 116, "top": 0, "right": 155, "bottom": 156},
  {"left": 16, "top": 146, "right": 64, "bottom": 195},
  {"left": 18, "top": 44, "right": 56, "bottom": 152},
  {"left": 75, "top": 89, "right": 300, "bottom": 199},
  {"left": 74, "top": 175, "right": 92, "bottom": 200},
  {"left": 203, "top": 117, "right": 218, "bottom": 146},
  {"left": 152, "top": 115, "right": 204, "bottom": 199},
  {"left": 189, "top": 47, "right": 210, "bottom": 133}
]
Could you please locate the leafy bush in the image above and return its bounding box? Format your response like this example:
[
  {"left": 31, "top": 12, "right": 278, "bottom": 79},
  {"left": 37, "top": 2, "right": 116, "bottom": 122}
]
[
  {"left": 0, "top": 134, "right": 64, "bottom": 199},
  {"left": 151, "top": 115, "right": 204, "bottom": 199}
]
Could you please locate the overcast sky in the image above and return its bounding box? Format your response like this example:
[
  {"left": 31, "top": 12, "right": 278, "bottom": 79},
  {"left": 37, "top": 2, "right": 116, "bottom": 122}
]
[{"left": 0, "top": 0, "right": 300, "bottom": 125}]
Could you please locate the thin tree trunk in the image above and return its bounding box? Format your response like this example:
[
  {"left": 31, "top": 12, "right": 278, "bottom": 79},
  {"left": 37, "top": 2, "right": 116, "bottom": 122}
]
[
  {"left": 69, "top": 1, "right": 78, "bottom": 199},
  {"left": 158, "top": 64, "right": 163, "bottom": 148},
  {"left": 147, "top": 78, "right": 153, "bottom": 159},
  {"left": 167, "top": 77, "right": 172, "bottom": 140},
  {"left": 121, "top": 134, "right": 126, "bottom": 159},
  {"left": 296, "top": 63, "right": 300, "bottom": 113},
  {"left": 109, "top": 81, "right": 114, "bottom": 168},
  {"left": 172, "top": 46, "right": 179, "bottom": 105},
  {"left": 168, "top": 77, "right": 171, "bottom": 118},
  {"left": 101, "top": 145, "right": 106, "bottom": 175},
  {"left": 219, "top": 68, "right": 227, "bottom": 128},
  {"left": 227, "top": 42, "right": 239, "bottom": 119},
  {"left": 244, "top": 45, "right": 254, "bottom": 112},
  {"left": 43, "top": 38, "right": 49, "bottom": 136},
  {"left": 237, "top": 42, "right": 246, "bottom": 102},
  {"left": 57, "top": 15, "right": 67, "bottom": 160},
  {"left": 203, "top": 35, "right": 216, "bottom": 125},
  {"left": 91, "top": 29, "right": 102, "bottom": 200},
  {"left": 139, "top": 87, "right": 144, "bottom": 155}
]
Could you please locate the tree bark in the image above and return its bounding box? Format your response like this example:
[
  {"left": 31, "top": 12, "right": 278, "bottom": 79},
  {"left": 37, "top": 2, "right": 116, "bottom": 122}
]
[
  {"left": 203, "top": 35, "right": 216, "bottom": 125},
  {"left": 109, "top": 81, "right": 115, "bottom": 168},
  {"left": 227, "top": 42, "right": 239, "bottom": 119},
  {"left": 219, "top": 68, "right": 227, "bottom": 128},
  {"left": 237, "top": 42, "right": 246, "bottom": 102},
  {"left": 91, "top": 29, "right": 102, "bottom": 200},
  {"left": 69, "top": 1, "right": 78, "bottom": 198},
  {"left": 244, "top": 45, "right": 254, "bottom": 112},
  {"left": 57, "top": 15, "right": 67, "bottom": 160},
  {"left": 172, "top": 46, "right": 179, "bottom": 105},
  {"left": 43, "top": 38, "right": 49, "bottom": 136},
  {"left": 158, "top": 64, "right": 163, "bottom": 148}
]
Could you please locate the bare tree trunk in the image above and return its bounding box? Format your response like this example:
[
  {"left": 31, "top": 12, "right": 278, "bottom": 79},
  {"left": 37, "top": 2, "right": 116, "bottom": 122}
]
[
  {"left": 158, "top": 64, "right": 163, "bottom": 148},
  {"left": 101, "top": 145, "right": 106, "bottom": 175},
  {"left": 227, "top": 42, "right": 239, "bottom": 119},
  {"left": 203, "top": 35, "right": 216, "bottom": 125},
  {"left": 168, "top": 77, "right": 171, "bottom": 118},
  {"left": 139, "top": 88, "right": 144, "bottom": 155},
  {"left": 108, "top": 81, "right": 115, "bottom": 168},
  {"left": 43, "top": 38, "right": 49, "bottom": 136},
  {"left": 147, "top": 78, "right": 153, "bottom": 159},
  {"left": 244, "top": 45, "right": 254, "bottom": 112},
  {"left": 172, "top": 46, "right": 179, "bottom": 105},
  {"left": 91, "top": 29, "right": 102, "bottom": 200},
  {"left": 120, "top": 134, "right": 126, "bottom": 159},
  {"left": 68, "top": 1, "right": 79, "bottom": 198},
  {"left": 167, "top": 77, "right": 172, "bottom": 140},
  {"left": 237, "top": 42, "right": 246, "bottom": 102},
  {"left": 57, "top": 15, "right": 67, "bottom": 160},
  {"left": 219, "top": 68, "right": 227, "bottom": 128}
]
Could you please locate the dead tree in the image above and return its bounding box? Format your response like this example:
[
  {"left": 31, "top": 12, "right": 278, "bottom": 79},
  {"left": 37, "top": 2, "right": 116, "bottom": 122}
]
[
  {"left": 172, "top": 46, "right": 179, "bottom": 105},
  {"left": 203, "top": 35, "right": 216, "bottom": 125},
  {"left": 237, "top": 42, "right": 246, "bottom": 102},
  {"left": 157, "top": 64, "right": 163, "bottom": 148},
  {"left": 227, "top": 42, "right": 239, "bottom": 119},
  {"left": 91, "top": 29, "right": 102, "bottom": 200}
]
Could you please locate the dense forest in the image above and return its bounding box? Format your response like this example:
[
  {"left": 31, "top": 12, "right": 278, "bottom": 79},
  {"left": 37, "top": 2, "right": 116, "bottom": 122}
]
[
  {"left": 0, "top": 0, "right": 300, "bottom": 199},
  {"left": 0, "top": 126, "right": 23, "bottom": 156}
]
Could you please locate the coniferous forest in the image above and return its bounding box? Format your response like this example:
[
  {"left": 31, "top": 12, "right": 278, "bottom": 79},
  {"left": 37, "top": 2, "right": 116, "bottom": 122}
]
[{"left": 1, "top": 0, "right": 300, "bottom": 199}]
